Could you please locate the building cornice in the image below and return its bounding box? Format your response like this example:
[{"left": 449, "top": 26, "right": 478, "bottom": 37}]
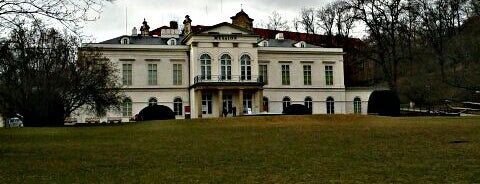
[
  {"left": 81, "top": 44, "right": 190, "bottom": 52},
  {"left": 183, "top": 33, "right": 259, "bottom": 45},
  {"left": 258, "top": 47, "right": 344, "bottom": 55},
  {"left": 263, "top": 87, "right": 346, "bottom": 91}
]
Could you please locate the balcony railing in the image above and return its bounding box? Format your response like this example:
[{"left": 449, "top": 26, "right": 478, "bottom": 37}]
[{"left": 194, "top": 75, "right": 265, "bottom": 84}]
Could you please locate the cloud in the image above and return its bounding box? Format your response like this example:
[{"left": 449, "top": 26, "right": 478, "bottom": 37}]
[{"left": 83, "top": 0, "right": 333, "bottom": 42}]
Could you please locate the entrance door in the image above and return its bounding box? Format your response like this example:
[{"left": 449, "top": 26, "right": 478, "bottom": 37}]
[
  {"left": 243, "top": 93, "right": 253, "bottom": 114},
  {"left": 223, "top": 95, "right": 233, "bottom": 114}
]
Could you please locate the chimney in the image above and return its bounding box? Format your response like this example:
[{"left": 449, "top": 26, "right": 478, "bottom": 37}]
[
  {"left": 170, "top": 21, "right": 178, "bottom": 29},
  {"left": 131, "top": 27, "right": 137, "bottom": 36},
  {"left": 275, "top": 33, "right": 284, "bottom": 40}
]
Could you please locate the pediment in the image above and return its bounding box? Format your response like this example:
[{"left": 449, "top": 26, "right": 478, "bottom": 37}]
[{"left": 198, "top": 22, "right": 251, "bottom": 35}]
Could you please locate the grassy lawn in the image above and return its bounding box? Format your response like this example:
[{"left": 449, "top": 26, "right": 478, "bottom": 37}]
[{"left": 0, "top": 115, "right": 479, "bottom": 183}]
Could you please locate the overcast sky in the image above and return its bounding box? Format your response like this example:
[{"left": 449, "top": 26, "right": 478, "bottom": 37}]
[{"left": 83, "top": 0, "right": 337, "bottom": 42}]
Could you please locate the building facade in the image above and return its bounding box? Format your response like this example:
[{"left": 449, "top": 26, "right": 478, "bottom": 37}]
[{"left": 83, "top": 11, "right": 372, "bottom": 121}]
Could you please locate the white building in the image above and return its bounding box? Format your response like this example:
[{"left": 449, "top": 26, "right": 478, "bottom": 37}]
[{"left": 84, "top": 10, "right": 372, "bottom": 121}]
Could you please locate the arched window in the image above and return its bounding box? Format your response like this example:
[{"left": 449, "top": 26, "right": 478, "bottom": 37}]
[
  {"left": 167, "top": 38, "right": 176, "bottom": 45},
  {"left": 240, "top": 54, "right": 251, "bottom": 80},
  {"left": 326, "top": 97, "right": 334, "bottom": 114},
  {"left": 174, "top": 98, "right": 183, "bottom": 116},
  {"left": 148, "top": 98, "right": 157, "bottom": 106},
  {"left": 282, "top": 97, "right": 291, "bottom": 113},
  {"left": 300, "top": 42, "right": 306, "bottom": 48},
  {"left": 263, "top": 97, "right": 269, "bottom": 112},
  {"left": 260, "top": 40, "right": 268, "bottom": 47},
  {"left": 121, "top": 37, "right": 129, "bottom": 45},
  {"left": 200, "top": 54, "right": 211, "bottom": 80},
  {"left": 220, "top": 54, "right": 232, "bottom": 80},
  {"left": 305, "top": 97, "right": 313, "bottom": 112},
  {"left": 122, "top": 98, "right": 132, "bottom": 117},
  {"left": 296, "top": 41, "right": 306, "bottom": 48},
  {"left": 354, "top": 97, "right": 362, "bottom": 114}
]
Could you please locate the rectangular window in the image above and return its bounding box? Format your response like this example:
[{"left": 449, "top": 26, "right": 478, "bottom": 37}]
[
  {"left": 259, "top": 65, "right": 268, "bottom": 84},
  {"left": 325, "top": 65, "right": 333, "bottom": 85},
  {"left": 122, "top": 64, "right": 132, "bottom": 86},
  {"left": 173, "top": 64, "right": 182, "bottom": 85},
  {"left": 281, "top": 65, "right": 290, "bottom": 85},
  {"left": 148, "top": 64, "right": 157, "bottom": 85},
  {"left": 303, "top": 65, "right": 312, "bottom": 85},
  {"left": 202, "top": 94, "right": 212, "bottom": 114}
]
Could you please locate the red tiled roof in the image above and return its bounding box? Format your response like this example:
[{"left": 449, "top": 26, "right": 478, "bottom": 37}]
[
  {"left": 253, "top": 28, "right": 365, "bottom": 48},
  {"left": 150, "top": 25, "right": 365, "bottom": 48}
]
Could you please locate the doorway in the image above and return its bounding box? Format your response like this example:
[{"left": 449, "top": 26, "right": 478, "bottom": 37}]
[{"left": 223, "top": 94, "right": 233, "bottom": 114}]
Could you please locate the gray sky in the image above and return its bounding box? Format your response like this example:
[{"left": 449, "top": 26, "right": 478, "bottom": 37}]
[{"left": 83, "top": 0, "right": 334, "bottom": 42}]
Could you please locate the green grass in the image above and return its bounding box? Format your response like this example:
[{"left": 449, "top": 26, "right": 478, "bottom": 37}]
[{"left": 1, "top": 115, "right": 479, "bottom": 183}]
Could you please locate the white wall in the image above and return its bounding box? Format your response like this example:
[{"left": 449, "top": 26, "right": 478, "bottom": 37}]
[
  {"left": 83, "top": 27, "right": 374, "bottom": 120},
  {"left": 258, "top": 51, "right": 345, "bottom": 89},
  {"left": 345, "top": 89, "right": 373, "bottom": 115},
  {"left": 263, "top": 89, "right": 347, "bottom": 114},
  {"left": 102, "top": 50, "right": 189, "bottom": 89}
]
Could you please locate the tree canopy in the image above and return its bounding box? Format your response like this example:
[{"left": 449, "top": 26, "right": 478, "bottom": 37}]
[
  {"left": 0, "top": 0, "right": 113, "bottom": 33},
  {"left": 0, "top": 22, "right": 122, "bottom": 126}
]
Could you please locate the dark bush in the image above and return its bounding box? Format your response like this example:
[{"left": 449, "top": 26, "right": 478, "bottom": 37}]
[
  {"left": 23, "top": 93, "right": 65, "bottom": 127},
  {"left": 137, "top": 105, "right": 175, "bottom": 121},
  {"left": 283, "top": 104, "right": 312, "bottom": 115},
  {"left": 368, "top": 90, "right": 400, "bottom": 116}
]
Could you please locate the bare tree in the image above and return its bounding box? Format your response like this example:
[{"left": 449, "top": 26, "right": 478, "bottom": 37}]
[
  {"left": 347, "top": 0, "right": 409, "bottom": 91},
  {"left": 472, "top": 0, "right": 480, "bottom": 16},
  {"left": 0, "top": 21, "right": 122, "bottom": 126},
  {"left": 265, "top": 11, "right": 290, "bottom": 31},
  {"left": 0, "top": 0, "right": 113, "bottom": 33},
  {"left": 415, "top": 0, "right": 476, "bottom": 90},
  {"left": 292, "top": 17, "right": 300, "bottom": 32},
  {"left": 300, "top": 7, "right": 316, "bottom": 34},
  {"left": 334, "top": 1, "right": 356, "bottom": 37},
  {"left": 316, "top": 1, "right": 356, "bottom": 37},
  {"left": 316, "top": 5, "right": 335, "bottom": 36}
]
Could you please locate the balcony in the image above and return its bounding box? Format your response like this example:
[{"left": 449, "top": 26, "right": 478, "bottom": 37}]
[{"left": 193, "top": 75, "right": 265, "bottom": 88}]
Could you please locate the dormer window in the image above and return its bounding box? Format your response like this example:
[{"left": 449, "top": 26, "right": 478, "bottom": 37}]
[
  {"left": 295, "top": 41, "right": 306, "bottom": 48},
  {"left": 121, "top": 37, "right": 129, "bottom": 45},
  {"left": 168, "top": 38, "right": 176, "bottom": 45},
  {"left": 259, "top": 40, "right": 268, "bottom": 47}
]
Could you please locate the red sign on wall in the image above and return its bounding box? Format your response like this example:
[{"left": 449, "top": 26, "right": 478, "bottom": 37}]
[{"left": 184, "top": 106, "right": 191, "bottom": 114}]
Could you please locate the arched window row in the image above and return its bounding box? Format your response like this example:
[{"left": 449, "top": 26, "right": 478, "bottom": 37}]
[
  {"left": 199, "top": 53, "right": 252, "bottom": 81},
  {"left": 147, "top": 97, "right": 184, "bottom": 116}
]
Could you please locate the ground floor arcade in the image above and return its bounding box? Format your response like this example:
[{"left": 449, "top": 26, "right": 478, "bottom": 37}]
[{"left": 190, "top": 85, "right": 264, "bottom": 118}]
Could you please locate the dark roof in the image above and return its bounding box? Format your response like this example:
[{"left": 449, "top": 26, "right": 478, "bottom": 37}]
[
  {"left": 253, "top": 28, "right": 365, "bottom": 48},
  {"left": 98, "top": 20, "right": 364, "bottom": 48},
  {"left": 99, "top": 35, "right": 184, "bottom": 45},
  {"left": 190, "top": 22, "right": 253, "bottom": 34},
  {"left": 150, "top": 26, "right": 171, "bottom": 36},
  {"left": 260, "top": 39, "right": 321, "bottom": 48},
  {"left": 230, "top": 10, "right": 254, "bottom": 21}
]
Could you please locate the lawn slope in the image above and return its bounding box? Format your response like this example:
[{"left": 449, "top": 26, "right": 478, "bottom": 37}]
[{"left": 1, "top": 115, "right": 479, "bottom": 183}]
